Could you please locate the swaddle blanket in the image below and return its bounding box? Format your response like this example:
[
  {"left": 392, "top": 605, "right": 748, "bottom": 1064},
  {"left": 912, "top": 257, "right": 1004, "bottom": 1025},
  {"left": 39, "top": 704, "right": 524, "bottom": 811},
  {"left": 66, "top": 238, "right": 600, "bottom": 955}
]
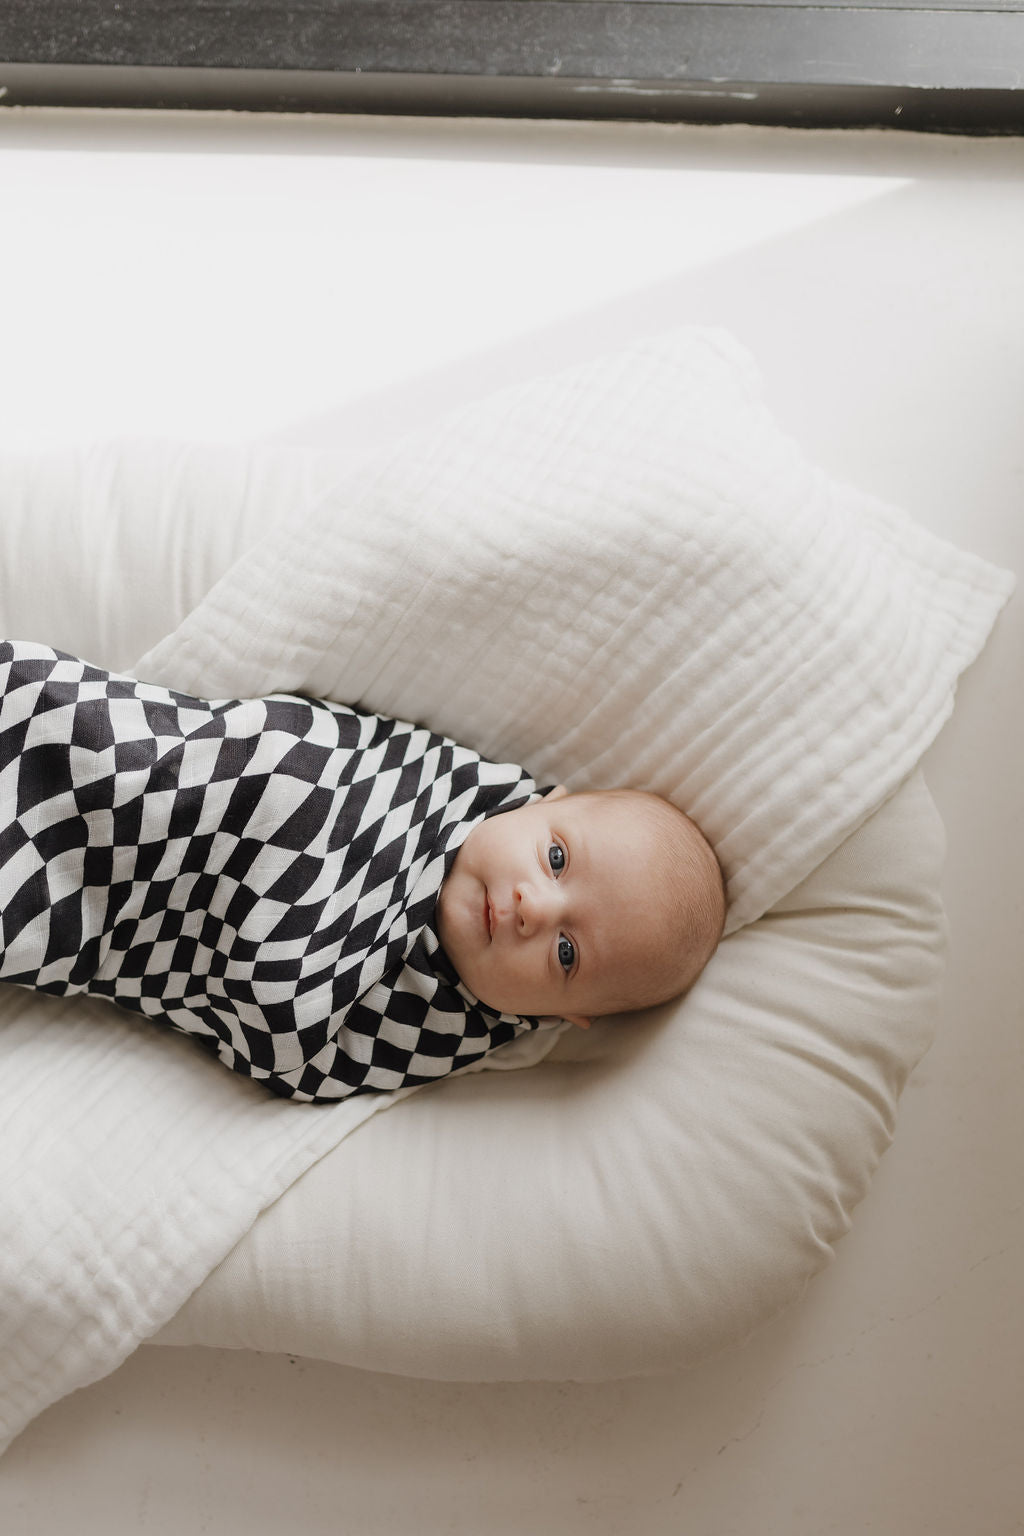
[
  {"left": 0, "top": 642, "right": 544, "bottom": 1101},
  {"left": 0, "top": 325, "right": 1013, "bottom": 1456}
]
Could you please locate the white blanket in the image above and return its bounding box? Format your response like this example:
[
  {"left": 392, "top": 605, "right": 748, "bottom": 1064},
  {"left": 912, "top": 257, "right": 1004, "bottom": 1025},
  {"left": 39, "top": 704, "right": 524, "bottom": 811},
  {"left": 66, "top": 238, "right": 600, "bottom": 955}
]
[{"left": 0, "top": 327, "right": 1013, "bottom": 1454}]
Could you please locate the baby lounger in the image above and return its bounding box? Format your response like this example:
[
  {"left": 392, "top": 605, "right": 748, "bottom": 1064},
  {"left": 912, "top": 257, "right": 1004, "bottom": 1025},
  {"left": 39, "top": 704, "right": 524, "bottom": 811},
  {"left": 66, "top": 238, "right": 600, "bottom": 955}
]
[
  {"left": 155, "top": 767, "right": 945, "bottom": 1379},
  {"left": 0, "top": 328, "right": 1012, "bottom": 1442}
]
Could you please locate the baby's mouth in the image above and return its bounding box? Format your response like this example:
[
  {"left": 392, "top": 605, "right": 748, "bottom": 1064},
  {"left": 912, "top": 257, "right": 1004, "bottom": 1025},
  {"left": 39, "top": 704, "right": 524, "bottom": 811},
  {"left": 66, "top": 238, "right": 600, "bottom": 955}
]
[{"left": 485, "top": 892, "right": 495, "bottom": 940}]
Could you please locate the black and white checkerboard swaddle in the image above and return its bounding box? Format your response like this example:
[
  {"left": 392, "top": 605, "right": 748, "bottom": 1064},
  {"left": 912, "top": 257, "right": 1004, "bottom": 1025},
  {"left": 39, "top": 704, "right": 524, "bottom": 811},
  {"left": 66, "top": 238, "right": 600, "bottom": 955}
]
[{"left": 0, "top": 641, "right": 545, "bottom": 1101}]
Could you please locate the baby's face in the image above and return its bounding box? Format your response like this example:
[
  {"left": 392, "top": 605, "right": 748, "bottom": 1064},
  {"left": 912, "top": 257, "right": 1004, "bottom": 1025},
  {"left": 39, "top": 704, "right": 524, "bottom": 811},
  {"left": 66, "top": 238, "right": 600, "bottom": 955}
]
[{"left": 435, "top": 786, "right": 692, "bottom": 1028}]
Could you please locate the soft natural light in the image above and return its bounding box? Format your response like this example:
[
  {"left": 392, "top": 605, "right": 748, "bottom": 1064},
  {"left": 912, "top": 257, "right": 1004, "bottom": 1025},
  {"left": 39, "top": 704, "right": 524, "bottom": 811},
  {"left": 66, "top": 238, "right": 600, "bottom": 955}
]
[{"left": 0, "top": 122, "right": 908, "bottom": 449}]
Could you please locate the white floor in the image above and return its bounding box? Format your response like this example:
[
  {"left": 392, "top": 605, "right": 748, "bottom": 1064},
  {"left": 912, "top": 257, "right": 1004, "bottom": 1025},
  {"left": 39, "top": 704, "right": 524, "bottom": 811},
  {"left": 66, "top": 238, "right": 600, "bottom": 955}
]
[{"left": 0, "top": 109, "right": 1021, "bottom": 1535}]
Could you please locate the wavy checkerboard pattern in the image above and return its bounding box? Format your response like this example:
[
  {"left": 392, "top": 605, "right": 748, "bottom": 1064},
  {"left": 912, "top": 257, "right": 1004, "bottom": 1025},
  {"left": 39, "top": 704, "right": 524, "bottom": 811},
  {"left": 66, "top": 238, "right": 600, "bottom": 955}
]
[{"left": 0, "top": 641, "right": 539, "bottom": 1100}]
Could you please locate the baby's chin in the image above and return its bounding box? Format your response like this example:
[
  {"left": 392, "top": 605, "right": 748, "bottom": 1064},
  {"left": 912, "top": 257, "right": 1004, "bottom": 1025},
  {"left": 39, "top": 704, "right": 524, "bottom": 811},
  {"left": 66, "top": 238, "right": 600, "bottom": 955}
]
[
  {"left": 436, "top": 928, "right": 535, "bottom": 1019},
  {"left": 446, "top": 954, "right": 524, "bottom": 1018}
]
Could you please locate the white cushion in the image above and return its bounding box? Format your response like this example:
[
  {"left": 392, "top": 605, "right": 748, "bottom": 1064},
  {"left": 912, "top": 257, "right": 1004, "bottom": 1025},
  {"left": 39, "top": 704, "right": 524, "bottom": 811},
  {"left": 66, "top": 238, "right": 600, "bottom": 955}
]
[
  {"left": 0, "top": 438, "right": 332, "bottom": 670},
  {"left": 154, "top": 767, "right": 945, "bottom": 1377}
]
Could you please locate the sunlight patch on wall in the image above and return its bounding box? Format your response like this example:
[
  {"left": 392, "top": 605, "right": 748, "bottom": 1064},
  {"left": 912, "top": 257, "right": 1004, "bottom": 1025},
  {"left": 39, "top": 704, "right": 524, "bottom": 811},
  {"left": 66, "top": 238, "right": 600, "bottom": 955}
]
[{"left": 0, "top": 133, "right": 907, "bottom": 449}]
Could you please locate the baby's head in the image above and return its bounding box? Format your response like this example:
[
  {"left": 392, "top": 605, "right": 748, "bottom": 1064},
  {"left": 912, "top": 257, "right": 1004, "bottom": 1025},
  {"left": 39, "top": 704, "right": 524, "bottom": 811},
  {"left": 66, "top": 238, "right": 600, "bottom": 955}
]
[{"left": 435, "top": 785, "right": 725, "bottom": 1029}]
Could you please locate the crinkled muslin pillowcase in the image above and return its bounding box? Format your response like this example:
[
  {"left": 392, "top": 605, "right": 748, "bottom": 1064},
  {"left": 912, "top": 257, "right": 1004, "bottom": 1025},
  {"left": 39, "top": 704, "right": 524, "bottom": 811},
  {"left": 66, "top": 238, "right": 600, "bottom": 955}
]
[{"left": 135, "top": 329, "right": 1013, "bottom": 936}]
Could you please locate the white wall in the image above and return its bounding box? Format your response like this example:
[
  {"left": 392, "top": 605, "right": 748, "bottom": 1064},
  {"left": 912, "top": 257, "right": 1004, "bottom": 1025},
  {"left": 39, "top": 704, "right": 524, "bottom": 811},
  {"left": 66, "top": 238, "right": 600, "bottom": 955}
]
[{"left": 0, "top": 108, "right": 1021, "bottom": 1536}]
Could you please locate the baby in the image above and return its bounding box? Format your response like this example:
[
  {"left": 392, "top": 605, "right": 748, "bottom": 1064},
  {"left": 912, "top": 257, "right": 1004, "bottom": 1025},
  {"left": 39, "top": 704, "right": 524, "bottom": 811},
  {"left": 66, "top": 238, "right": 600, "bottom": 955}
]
[
  {"left": 436, "top": 785, "right": 724, "bottom": 1030},
  {"left": 0, "top": 641, "right": 725, "bottom": 1102}
]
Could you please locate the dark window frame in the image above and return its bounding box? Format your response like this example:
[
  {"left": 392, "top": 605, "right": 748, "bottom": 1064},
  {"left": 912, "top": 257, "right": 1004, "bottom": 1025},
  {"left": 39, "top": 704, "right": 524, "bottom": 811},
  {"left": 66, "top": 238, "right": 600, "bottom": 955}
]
[{"left": 2, "top": 2, "right": 1023, "bottom": 133}]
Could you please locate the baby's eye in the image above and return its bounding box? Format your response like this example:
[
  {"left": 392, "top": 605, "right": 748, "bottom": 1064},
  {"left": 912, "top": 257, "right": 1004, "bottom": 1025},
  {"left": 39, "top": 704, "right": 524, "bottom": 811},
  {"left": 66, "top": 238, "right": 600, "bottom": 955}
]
[
  {"left": 548, "top": 843, "right": 566, "bottom": 874},
  {"left": 557, "top": 936, "right": 575, "bottom": 974}
]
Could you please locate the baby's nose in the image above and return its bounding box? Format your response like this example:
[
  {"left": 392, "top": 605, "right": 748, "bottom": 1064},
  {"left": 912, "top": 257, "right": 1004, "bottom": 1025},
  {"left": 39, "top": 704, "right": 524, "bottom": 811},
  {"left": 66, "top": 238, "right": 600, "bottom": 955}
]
[{"left": 514, "top": 880, "right": 558, "bottom": 936}]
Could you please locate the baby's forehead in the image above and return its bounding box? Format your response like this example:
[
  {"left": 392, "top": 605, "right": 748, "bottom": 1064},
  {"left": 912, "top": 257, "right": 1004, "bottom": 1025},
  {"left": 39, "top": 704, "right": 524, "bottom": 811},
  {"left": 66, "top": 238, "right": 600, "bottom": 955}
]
[
  {"left": 558, "top": 792, "right": 686, "bottom": 884},
  {"left": 569, "top": 791, "right": 644, "bottom": 823},
  {"left": 560, "top": 790, "right": 666, "bottom": 843},
  {"left": 561, "top": 795, "right": 685, "bottom": 981}
]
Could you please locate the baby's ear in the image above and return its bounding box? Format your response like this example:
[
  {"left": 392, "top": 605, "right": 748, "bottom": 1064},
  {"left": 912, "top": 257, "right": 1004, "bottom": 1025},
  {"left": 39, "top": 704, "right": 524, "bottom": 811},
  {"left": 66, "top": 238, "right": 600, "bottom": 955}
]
[{"left": 537, "top": 1013, "right": 591, "bottom": 1030}]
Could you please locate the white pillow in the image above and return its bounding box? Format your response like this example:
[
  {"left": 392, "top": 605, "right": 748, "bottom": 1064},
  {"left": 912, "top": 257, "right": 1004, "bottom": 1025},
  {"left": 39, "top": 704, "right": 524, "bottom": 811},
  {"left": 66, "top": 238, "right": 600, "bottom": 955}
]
[
  {"left": 132, "top": 329, "right": 1011, "bottom": 935},
  {"left": 154, "top": 767, "right": 945, "bottom": 1378}
]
